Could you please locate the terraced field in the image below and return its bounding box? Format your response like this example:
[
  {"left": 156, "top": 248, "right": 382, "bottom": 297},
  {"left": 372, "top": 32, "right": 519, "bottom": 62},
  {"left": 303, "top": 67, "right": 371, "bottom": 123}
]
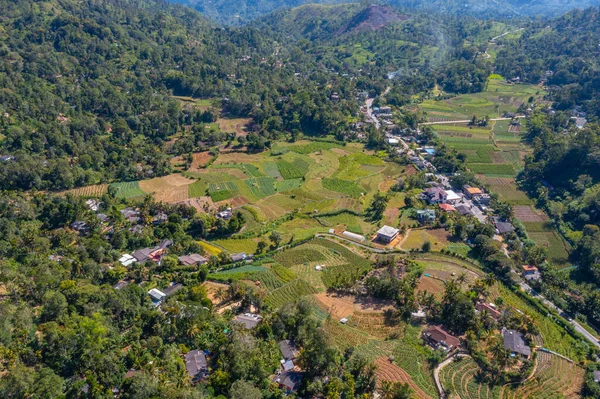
[
  {"left": 439, "top": 353, "right": 584, "bottom": 399},
  {"left": 264, "top": 279, "right": 316, "bottom": 309}
]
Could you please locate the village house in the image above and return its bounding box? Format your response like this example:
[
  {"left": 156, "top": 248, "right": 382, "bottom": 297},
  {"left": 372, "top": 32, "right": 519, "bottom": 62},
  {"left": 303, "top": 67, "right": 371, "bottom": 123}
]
[
  {"left": 119, "top": 254, "right": 136, "bottom": 267},
  {"left": 416, "top": 209, "right": 436, "bottom": 225},
  {"left": 279, "top": 340, "right": 299, "bottom": 371},
  {"left": 70, "top": 221, "right": 89, "bottom": 234},
  {"left": 494, "top": 218, "right": 515, "bottom": 235},
  {"left": 476, "top": 302, "right": 503, "bottom": 321},
  {"left": 217, "top": 208, "right": 233, "bottom": 220},
  {"left": 132, "top": 240, "right": 173, "bottom": 263},
  {"left": 148, "top": 288, "right": 166, "bottom": 307},
  {"left": 233, "top": 313, "right": 262, "bottom": 329},
  {"left": 274, "top": 371, "right": 303, "bottom": 393},
  {"left": 178, "top": 254, "right": 208, "bottom": 266},
  {"left": 522, "top": 265, "right": 541, "bottom": 282},
  {"left": 439, "top": 203, "right": 456, "bottom": 212},
  {"left": 422, "top": 187, "right": 447, "bottom": 204},
  {"left": 593, "top": 370, "right": 600, "bottom": 384},
  {"left": 463, "top": 185, "right": 482, "bottom": 199},
  {"left": 185, "top": 350, "right": 209, "bottom": 382},
  {"left": 120, "top": 207, "right": 140, "bottom": 224},
  {"left": 502, "top": 328, "right": 531, "bottom": 359},
  {"left": 377, "top": 225, "right": 400, "bottom": 243},
  {"left": 152, "top": 212, "right": 168, "bottom": 225},
  {"left": 422, "top": 326, "right": 460, "bottom": 352},
  {"left": 231, "top": 253, "right": 249, "bottom": 263},
  {"left": 85, "top": 199, "right": 101, "bottom": 212}
]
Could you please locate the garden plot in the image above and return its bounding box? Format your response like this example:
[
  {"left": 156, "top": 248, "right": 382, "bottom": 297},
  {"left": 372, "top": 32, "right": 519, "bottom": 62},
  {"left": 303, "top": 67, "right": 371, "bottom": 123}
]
[
  {"left": 478, "top": 177, "right": 531, "bottom": 205},
  {"left": 514, "top": 205, "right": 548, "bottom": 222},
  {"left": 375, "top": 357, "right": 435, "bottom": 399},
  {"left": 64, "top": 184, "right": 108, "bottom": 197},
  {"left": 110, "top": 181, "right": 145, "bottom": 199}
]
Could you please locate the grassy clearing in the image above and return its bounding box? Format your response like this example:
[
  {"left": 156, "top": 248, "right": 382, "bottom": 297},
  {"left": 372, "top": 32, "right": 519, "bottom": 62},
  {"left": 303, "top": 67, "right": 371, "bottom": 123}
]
[{"left": 213, "top": 238, "right": 259, "bottom": 254}]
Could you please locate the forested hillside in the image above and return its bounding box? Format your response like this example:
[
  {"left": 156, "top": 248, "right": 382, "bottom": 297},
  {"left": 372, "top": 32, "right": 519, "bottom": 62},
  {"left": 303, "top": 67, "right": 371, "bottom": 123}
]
[
  {"left": 495, "top": 8, "right": 600, "bottom": 116},
  {"left": 170, "top": 0, "right": 600, "bottom": 25}
]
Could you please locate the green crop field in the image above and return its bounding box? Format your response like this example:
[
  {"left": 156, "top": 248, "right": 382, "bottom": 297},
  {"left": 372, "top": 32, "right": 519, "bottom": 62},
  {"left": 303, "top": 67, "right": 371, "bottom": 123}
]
[
  {"left": 440, "top": 357, "right": 501, "bottom": 399},
  {"left": 277, "top": 158, "right": 309, "bottom": 179},
  {"left": 244, "top": 177, "right": 277, "bottom": 199},
  {"left": 264, "top": 279, "right": 316, "bottom": 309},
  {"left": 322, "top": 178, "right": 364, "bottom": 198},
  {"left": 209, "top": 189, "right": 235, "bottom": 202},
  {"left": 275, "top": 247, "right": 328, "bottom": 267},
  {"left": 210, "top": 163, "right": 264, "bottom": 177},
  {"left": 528, "top": 231, "right": 571, "bottom": 268},
  {"left": 208, "top": 265, "right": 267, "bottom": 282},
  {"left": 188, "top": 180, "right": 207, "bottom": 198},
  {"left": 276, "top": 178, "right": 303, "bottom": 192},
  {"left": 253, "top": 270, "right": 285, "bottom": 291},
  {"left": 469, "top": 163, "right": 515, "bottom": 176},
  {"left": 110, "top": 181, "right": 145, "bottom": 198}
]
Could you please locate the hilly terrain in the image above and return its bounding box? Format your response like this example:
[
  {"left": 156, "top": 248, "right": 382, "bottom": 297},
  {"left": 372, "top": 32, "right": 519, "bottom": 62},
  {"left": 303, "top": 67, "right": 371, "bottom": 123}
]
[
  {"left": 170, "top": 0, "right": 600, "bottom": 25},
  {"left": 338, "top": 4, "right": 407, "bottom": 34}
]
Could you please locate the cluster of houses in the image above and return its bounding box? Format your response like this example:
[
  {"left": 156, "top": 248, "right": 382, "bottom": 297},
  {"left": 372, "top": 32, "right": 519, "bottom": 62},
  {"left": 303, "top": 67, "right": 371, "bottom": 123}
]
[
  {"left": 419, "top": 182, "right": 503, "bottom": 226},
  {"left": 420, "top": 303, "right": 532, "bottom": 360}
]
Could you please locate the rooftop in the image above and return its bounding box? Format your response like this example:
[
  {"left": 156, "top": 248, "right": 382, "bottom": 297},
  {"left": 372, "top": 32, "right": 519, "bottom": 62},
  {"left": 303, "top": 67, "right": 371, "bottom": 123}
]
[
  {"left": 279, "top": 340, "right": 298, "bottom": 361},
  {"left": 502, "top": 329, "right": 531, "bottom": 357},
  {"left": 377, "top": 225, "right": 400, "bottom": 237},
  {"left": 439, "top": 204, "right": 456, "bottom": 212},
  {"left": 444, "top": 190, "right": 461, "bottom": 201},
  {"left": 274, "top": 371, "right": 303, "bottom": 391},
  {"left": 179, "top": 254, "right": 208, "bottom": 266},
  {"left": 424, "top": 325, "right": 460, "bottom": 348},
  {"left": 185, "top": 350, "right": 208, "bottom": 380},
  {"left": 234, "top": 313, "right": 262, "bottom": 329}
]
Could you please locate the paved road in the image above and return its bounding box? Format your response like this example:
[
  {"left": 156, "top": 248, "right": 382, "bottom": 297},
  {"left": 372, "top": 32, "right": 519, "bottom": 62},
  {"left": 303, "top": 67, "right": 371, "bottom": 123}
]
[{"left": 420, "top": 116, "right": 525, "bottom": 126}]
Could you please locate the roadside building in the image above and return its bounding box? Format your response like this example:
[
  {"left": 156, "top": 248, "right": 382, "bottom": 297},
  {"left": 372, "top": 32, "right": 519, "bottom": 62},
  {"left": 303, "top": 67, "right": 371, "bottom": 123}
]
[
  {"left": 439, "top": 203, "right": 456, "bottom": 212},
  {"left": 377, "top": 225, "right": 400, "bottom": 243},
  {"left": 444, "top": 190, "right": 461, "bottom": 204}
]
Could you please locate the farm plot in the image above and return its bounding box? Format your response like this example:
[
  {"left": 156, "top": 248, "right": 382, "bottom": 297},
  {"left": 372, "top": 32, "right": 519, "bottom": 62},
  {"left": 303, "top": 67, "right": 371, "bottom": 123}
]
[
  {"left": 277, "top": 158, "right": 309, "bottom": 179},
  {"left": 500, "top": 352, "right": 584, "bottom": 399},
  {"left": 322, "top": 178, "right": 364, "bottom": 198},
  {"left": 514, "top": 205, "right": 548, "bottom": 222},
  {"left": 478, "top": 177, "right": 531, "bottom": 205},
  {"left": 528, "top": 231, "right": 571, "bottom": 268},
  {"left": 188, "top": 151, "right": 214, "bottom": 171},
  {"left": 392, "top": 326, "right": 439, "bottom": 399},
  {"left": 253, "top": 269, "right": 285, "bottom": 291},
  {"left": 264, "top": 279, "right": 316, "bottom": 309},
  {"left": 110, "top": 181, "right": 145, "bottom": 199},
  {"left": 316, "top": 212, "right": 370, "bottom": 234},
  {"left": 63, "top": 184, "right": 108, "bottom": 197},
  {"left": 349, "top": 311, "right": 403, "bottom": 339},
  {"left": 254, "top": 194, "right": 303, "bottom": 220},
  {"left": 188, "top": 180, "right": 207, "bottom": 198},
  {"left": 468, "top": 163, "right": 515, "bottom": 177},
  {"left": 208, "top": 181, "right": 239, "bottom": 202},
  {"left": 208, "top": 265, "right": 267, "bottom": 282},
  {"left": 291, "top": 264, "right": 326, "bottom": 292},
  {"left": 210, "top": 163, "right": 264, "bottom": 177},
  {"left": 374, "top": 357, "right": 435, "bottom": 399},
  {"left": 213, "top": 238, "right": 259, "bottom": 254},
  {"left": 216, "top": 117, "right": 252, "bottom": 137},
  {"left": 321, "top": 319, "right": 373, "bottom": 350},
  {"left": 439, "top": 357, "right": 499, "bottom": 399},
  {"left": 243, "top": 177, "right": 277, "bottom": 199},
  {"left": 276, "top": 178, "right": 303, "bottom": 192}
]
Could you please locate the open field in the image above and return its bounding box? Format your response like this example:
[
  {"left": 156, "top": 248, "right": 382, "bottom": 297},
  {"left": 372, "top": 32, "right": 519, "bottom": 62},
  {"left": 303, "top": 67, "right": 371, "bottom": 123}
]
[
  {"left": 514, "top": 205, "right": 548, "bottom": 222},
  {"left": 400, "top": 228, "right": 451, "bottom": 251},
  {"left": 419, "top": 80, "right": 543, "bottom": 122},
  {"left": 528, "top": 231, "right": 571, "bottom": 268},
  {"left": 216, "top": 117, "right": 252, "bottom": 137}
]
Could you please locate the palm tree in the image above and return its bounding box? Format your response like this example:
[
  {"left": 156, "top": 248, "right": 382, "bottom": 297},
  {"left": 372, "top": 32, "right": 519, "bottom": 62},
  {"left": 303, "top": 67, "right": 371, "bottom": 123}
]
[
  {"left": 380, "top": 380, "right": 393, "bottom": 399},
  {"left": 187, "top": 324, "right": 201, "bottom": 338},
  {"left": 483, "top": 274, "right": 496, "bottom": 288},
  {"left": 456, "top": 272, "right": 468, "bottom": 285}
]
